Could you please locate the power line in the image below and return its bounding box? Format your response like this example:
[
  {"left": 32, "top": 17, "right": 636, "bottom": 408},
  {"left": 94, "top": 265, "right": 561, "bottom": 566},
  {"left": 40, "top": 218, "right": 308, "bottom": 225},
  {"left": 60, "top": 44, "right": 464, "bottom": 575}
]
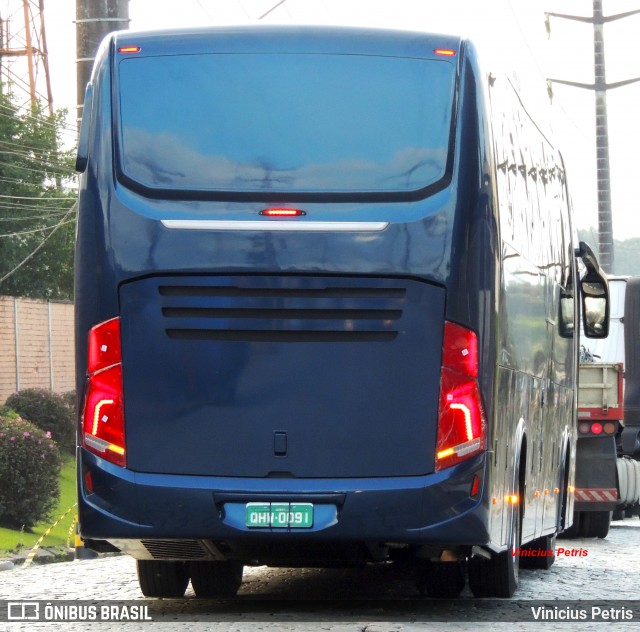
[
  {"left": 0, "top": 104, "right": 78, "bottom": 138},
  {"left": 0, "top": 202, "right": 77, "bottom": 285},
  {"left": 236, "top": 0, "right": 252, "bottom": 19},
  {"left": 0, "top": 192, "right": 74, "bottom": 201},
  {"left": 0, "top": 157, "right": 72, "bottom": 176},
  {"left": 259, "top": 0, "right": 287, "bottom": 20},
  {"left": 195, "top": 0, "right": 215, "bottom": 22},
  {"left": 546, "top": 1, "right": 640, "bottom": 273},
  {"left": 0, "top": 217, "right": 75, "bottom": 238}
]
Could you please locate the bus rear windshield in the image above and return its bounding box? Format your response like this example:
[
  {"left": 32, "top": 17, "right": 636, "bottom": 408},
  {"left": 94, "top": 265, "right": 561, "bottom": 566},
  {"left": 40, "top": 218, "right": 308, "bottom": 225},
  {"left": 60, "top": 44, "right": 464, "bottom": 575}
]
[{"left": 116, "top": 53, "right": 456, "bottom": 196}]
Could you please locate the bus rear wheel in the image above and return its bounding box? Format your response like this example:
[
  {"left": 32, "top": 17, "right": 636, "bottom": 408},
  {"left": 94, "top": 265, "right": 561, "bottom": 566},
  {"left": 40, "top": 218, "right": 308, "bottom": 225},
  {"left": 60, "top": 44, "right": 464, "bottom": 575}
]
[
  {"left": 189, "top": 561, "right": 244, "bottom": 598},
  {"left": 468, "top": 490, "right": 521, "bottom": 598},
  {"left": 136, "top": 560, "right": 189, "bottom": 598},
  {"left": 416, "top": 560, "right": 466, "bottom": 598},
  {"left": 519, "top": 534, "right": 555, "bottom": 570}
]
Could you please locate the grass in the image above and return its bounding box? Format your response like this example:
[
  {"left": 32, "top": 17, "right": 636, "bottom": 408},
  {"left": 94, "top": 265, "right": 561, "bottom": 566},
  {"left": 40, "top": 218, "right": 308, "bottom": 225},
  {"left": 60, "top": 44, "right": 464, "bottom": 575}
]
[{"left": 0, "top": 455, "right": 77, "bottom": 555}]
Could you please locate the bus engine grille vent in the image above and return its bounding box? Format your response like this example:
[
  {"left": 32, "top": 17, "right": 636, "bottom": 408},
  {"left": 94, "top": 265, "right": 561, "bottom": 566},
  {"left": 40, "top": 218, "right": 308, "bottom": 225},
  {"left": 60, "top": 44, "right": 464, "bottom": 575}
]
[
  {"left": 141, "top": 539, "right": 211, "bottom": 560},
  {"left": 158, "top": 279, "right": 407, "bottom": 343}
]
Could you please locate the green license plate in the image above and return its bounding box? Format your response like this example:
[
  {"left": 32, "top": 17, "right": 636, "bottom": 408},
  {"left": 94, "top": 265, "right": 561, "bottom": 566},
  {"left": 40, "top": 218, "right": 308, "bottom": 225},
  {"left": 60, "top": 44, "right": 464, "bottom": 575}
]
[{"left": 245, "top": 502, "right": 313, "bottom": 528}]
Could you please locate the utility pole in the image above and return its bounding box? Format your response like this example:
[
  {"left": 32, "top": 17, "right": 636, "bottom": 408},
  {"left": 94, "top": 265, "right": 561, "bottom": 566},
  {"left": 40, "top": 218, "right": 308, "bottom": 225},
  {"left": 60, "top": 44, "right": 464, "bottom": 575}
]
[
  {"left": 546, "top": 0, "right": 640, "bottom": 274},
  {"left": 0, "top": 0, "right": 53, "bottom": 115},
  {"left": 76, "top": 0, "right": 129, "bottom": 123}
]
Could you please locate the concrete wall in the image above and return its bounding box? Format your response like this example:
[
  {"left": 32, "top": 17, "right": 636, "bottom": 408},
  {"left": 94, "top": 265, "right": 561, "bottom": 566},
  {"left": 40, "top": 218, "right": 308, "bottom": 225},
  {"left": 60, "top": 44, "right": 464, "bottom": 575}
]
[{"left": 0, "top": 296, "right": 75, "bottom": 403}]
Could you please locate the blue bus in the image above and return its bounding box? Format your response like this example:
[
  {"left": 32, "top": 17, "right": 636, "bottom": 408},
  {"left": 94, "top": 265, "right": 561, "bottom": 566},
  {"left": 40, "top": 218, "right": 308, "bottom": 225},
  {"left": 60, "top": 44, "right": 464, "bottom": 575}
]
[{"left": 75, "top": 25, "right": 609, "bottom": 598}]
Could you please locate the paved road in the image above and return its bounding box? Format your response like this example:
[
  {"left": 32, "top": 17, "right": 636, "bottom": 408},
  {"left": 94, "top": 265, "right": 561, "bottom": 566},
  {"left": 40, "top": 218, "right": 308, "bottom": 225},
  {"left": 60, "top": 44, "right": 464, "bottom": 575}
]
[{"left": 2, "top": 519, "right": 640, "bottom": 631}]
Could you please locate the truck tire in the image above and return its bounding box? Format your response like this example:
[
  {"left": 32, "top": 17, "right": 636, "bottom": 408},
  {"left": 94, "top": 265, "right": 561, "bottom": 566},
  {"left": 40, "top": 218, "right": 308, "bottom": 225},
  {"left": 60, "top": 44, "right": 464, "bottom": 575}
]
[
  {"left": 632, "top": 460, "right": 640, "bottom": 504},
  {"left": 617, "top": 458, "right": 628, "bottom": 505},
  {"left": 625, "top": 459, "right": 636, "bottom": 505},
  {"left": 579, "top": 511, "right": 612, "bottom": 539},
  {"left": 559, "top": 511, "right": 581, "bottom": 539}
]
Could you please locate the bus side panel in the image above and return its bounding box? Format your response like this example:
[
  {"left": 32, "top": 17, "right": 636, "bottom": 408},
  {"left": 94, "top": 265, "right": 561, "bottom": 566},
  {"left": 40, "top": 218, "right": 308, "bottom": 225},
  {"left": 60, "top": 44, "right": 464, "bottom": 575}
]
[{"left": 489, "top": 74, "right": 578, "bottom": 548}]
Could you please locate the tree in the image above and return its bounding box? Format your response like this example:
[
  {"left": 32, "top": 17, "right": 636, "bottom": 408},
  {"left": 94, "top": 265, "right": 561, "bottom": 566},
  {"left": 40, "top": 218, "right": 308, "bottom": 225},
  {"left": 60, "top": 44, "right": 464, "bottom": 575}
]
[{"left": 0, "top": 87, "right": 77, "bottom": 300}]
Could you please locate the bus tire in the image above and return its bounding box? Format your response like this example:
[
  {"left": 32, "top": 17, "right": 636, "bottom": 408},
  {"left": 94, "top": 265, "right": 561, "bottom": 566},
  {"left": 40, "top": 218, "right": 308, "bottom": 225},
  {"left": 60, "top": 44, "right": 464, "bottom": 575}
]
[
  {"left": 519, "top": 534, "right": 555, "bottom": 570},
  {"left": 579, "top": 510, "right": 611, "bottom": 539},
  {"left": 416, "top": 560, "right": 465, "bottom": 598},
  {"left": 189, "top": 561, "right": 244, "bottom": 598},
  {"left": 468, "top": 483, "right": 521, "bottom": 598},
  {"left": 136, "top": 560, "right": 189, "bottom": 598}
]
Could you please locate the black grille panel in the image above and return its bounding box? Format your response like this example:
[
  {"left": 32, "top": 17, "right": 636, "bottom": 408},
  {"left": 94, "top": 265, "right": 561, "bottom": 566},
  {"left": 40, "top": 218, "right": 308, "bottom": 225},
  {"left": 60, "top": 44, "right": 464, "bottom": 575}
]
[
  {"left": 141, "top": 539, "right": 210, "bottom": 560},
  {"left": 158, "top": 279, "right": 407, "bottom": 343}
]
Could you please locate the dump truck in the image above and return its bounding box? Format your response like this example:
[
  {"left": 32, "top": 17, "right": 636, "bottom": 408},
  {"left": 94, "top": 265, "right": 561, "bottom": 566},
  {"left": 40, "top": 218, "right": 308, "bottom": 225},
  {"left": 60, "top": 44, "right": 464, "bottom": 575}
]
[{"left": 568, "top": 277, "right": 640, "bottom": 538}]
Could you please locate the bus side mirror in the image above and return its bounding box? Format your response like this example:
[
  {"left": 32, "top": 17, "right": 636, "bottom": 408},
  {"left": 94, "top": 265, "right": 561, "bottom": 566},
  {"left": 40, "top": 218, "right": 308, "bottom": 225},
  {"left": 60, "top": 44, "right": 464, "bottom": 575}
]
[
  {"left": 577, "top": 241, "right": 609, "bottom": 339},
  {"left": 581, "top": 280, "right": 608, "bottom": 338}
]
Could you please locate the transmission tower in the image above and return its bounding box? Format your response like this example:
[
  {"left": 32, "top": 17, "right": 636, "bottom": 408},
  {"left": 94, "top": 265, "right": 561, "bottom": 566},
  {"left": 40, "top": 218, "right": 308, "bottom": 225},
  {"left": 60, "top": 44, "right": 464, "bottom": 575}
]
[
  {"left": 0, "top": 0, "right": 53, "bottom": 115},
  {"left": 546, "top": 0, "right": 640, "bottom": 274}
]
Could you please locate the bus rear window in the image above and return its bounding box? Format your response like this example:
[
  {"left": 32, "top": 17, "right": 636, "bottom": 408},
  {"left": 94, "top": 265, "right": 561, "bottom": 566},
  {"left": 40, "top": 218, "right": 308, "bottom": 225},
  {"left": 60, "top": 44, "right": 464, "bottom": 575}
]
[{"left": 116, "top": 53, "right": 456, "bottom": 196}]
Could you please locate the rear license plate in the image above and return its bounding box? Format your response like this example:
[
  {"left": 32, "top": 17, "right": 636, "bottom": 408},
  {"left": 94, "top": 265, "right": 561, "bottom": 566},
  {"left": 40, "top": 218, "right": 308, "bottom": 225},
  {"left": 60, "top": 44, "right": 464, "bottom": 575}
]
[{"left": 245, "top": 502, "right": 313, "bottom": 528}]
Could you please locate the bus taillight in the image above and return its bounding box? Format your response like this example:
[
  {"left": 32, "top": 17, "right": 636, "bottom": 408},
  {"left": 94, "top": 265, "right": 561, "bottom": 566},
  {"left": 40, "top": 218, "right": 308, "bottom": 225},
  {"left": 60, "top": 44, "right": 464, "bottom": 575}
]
[
  {"left": 435, "top": 322, "right": 486, "bottom": 471},
  {"left": 82, "top": 318, "right": 126, "bottom": 467}
]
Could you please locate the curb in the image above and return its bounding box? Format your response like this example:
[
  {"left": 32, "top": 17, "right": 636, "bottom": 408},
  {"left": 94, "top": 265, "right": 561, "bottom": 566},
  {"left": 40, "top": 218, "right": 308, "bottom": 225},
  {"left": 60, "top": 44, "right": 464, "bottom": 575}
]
[{"left": 0, "top": 547, "right": 75, "bottom": 570}]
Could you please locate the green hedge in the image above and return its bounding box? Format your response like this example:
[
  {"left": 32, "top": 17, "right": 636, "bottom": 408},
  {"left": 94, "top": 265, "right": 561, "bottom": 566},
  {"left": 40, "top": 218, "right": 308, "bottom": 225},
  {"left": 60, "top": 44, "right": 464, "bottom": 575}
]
[
  {"left": 5, "top": 389, "right": 75, "bottom": 454},
  {"left": 0, "top": 413, "right": 62, "bottom": 529}
]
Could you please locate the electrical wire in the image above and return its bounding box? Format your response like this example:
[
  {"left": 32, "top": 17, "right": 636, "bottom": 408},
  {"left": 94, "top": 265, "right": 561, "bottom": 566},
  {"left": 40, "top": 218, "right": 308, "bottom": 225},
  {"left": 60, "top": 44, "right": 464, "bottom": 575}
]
[
  {"left": 236, "top": 0, "right": 252, "bottom": 19},
  {"left": 505, "top": 0, "right": 584, "bottom": 133},
  {"left": 0, "top": 105, "right": 78, "bottom": 141},
  {"left": 0, "top": 158, "right": 72, "bottom": 176},
  {"left": 0, "top": 202, "right": 77, "bottom": 285},
  {"left": 0, "top": 192, "right": 75, "bottom": 201},
  {"left": 195, "top": 0, "right": 215, "bottom": 22},
  {"left": 259, "top": 0, "right": 288, "bottom": 20},
  {"left": 0, "top": 217, "right": 75, "bottom": 238}
]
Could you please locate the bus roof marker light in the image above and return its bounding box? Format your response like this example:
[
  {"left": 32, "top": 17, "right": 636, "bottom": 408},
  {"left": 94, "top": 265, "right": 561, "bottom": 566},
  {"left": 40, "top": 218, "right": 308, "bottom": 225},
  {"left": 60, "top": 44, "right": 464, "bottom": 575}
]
[
  {"left": 118, "top": 46, "right": 141, "bottom": 54},
  {"left": 434, "top": 49, "right": 456, "bottom": 57}
]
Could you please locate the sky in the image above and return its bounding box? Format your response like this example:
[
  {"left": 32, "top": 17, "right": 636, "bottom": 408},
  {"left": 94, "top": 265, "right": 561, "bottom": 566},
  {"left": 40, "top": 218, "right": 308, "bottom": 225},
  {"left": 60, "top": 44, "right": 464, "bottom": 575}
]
[{"left": 30, "top": 0, "right": 640, "bottom": 240}]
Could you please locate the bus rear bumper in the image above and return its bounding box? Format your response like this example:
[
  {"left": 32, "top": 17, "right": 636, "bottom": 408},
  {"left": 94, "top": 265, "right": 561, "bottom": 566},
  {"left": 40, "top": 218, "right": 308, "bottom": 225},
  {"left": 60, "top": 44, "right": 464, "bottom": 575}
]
[{"left": 78, "top": 450, "right": 489, "bottom": 561}]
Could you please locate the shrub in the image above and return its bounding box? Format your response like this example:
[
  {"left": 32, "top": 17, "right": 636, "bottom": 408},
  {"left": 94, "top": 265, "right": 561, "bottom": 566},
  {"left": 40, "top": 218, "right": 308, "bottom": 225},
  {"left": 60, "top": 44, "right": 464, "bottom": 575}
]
[
  {"left": 0, "top": 414, "right": 62, "bottom": 529},
  {"left": 61, "top": 390, "right": 78, "bottom": 422},
  {"left": 4, "top": 389, "right": 75, "bottom": 453}
]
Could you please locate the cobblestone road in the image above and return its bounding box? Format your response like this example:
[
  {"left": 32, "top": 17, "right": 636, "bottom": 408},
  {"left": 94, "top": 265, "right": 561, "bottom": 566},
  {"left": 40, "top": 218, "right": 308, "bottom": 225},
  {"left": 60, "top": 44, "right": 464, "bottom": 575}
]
[{"left": 2, "top": 519, "right": 640, "bottom": 631}]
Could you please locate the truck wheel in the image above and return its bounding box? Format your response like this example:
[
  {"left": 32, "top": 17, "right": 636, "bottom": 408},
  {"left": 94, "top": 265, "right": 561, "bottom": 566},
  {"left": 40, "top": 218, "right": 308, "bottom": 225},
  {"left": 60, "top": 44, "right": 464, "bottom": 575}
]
[
  {"left": 189, "top": 561, "right": 243, "bottom": 598},
  {"left": 580, "top": 511, "right": 612, "bottom": 539},
  {"left": 559, "top": 511, "right": 581, "bottom": 539},
  {"left": 137, "top": 560, "right": 189, "bottom": 598},
  {"left": 416, "top": 560, "right": 466, "bottom": 598}
]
